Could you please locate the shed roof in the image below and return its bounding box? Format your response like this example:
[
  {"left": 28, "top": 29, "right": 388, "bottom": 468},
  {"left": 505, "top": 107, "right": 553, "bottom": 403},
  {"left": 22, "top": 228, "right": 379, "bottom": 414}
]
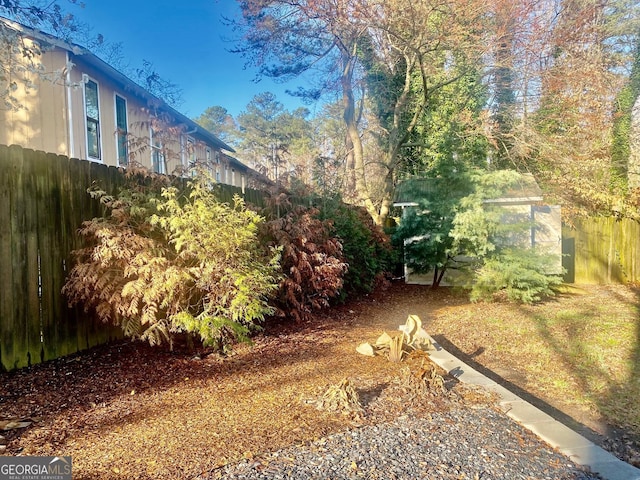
[
  {"left": 394, "top": 171, "right": 543, "bottom": 207},
  {"left": 483, "top": 173, "right": 543, "bottom": 205}
]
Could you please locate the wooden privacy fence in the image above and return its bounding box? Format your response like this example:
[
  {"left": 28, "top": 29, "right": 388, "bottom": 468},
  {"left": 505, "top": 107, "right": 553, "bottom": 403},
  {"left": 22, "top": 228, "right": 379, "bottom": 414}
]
[
  {"left": 2, "top": 143, "right": 637, "bottom": 370},
  {"left": 562, "top": 217, "right": 640, "bottom": 284},
  {"left": 0, "top": 144, "right": 265, "bottom": 372}
]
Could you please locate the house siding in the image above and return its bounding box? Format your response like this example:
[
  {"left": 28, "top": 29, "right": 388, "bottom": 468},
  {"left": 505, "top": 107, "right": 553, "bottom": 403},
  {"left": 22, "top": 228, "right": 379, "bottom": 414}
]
[
  {"left": 0, "top": 44, "right": 226, "bottom": 175},
  {"left": 1, "top": 20, "right": 269, "bottom": 189},
  {"left": 67, "top": 55, "right": 182, "bottom": 170},
  {"left": 1, "top": 44, "right": 69, "bottom": 155},
  {"left": 67, "top": 55, "right": 236, "bottom": 176}
]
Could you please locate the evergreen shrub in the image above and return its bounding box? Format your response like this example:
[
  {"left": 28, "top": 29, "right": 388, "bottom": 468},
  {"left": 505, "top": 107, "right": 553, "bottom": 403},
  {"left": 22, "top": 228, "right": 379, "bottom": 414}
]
[
  {"left": 63, "top": 169, "right": 279, "bottom": 350},
  {"left": 469, "top": 247, "right": 564, "bottom": 304},
  {"left": 318, "top": 200, "right": 395, "bottom": 297}
]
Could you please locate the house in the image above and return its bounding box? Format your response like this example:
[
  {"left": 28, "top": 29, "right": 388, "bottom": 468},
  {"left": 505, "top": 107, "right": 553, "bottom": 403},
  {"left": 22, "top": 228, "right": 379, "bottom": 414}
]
[
  {"left": 394, "top": 172, "right": 562, "bottom": 285},
  {"left": 0, "top": 17, "right": 263, "bottom": 190}
]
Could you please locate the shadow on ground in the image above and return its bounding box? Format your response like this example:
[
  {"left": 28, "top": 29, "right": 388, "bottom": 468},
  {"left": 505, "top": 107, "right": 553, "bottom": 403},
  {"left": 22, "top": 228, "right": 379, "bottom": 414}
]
[{"left": 433, "top": 333, "right": 640, "bottom": 467}]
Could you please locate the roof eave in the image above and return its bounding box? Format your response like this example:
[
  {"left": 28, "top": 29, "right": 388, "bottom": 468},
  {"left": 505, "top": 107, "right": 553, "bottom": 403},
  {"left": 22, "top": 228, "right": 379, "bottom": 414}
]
[
  {"left": 0, "top": 16, "right": 235, "bottom": 154},
  {"left": 72, "top": 51, "right": 236, "bottom": 153}
]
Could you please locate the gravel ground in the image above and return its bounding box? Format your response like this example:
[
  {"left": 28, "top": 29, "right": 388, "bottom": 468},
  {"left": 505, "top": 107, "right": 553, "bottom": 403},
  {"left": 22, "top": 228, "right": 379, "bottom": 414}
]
[{"left": 202, "top": 406, "right": 601, "bottom": 480}]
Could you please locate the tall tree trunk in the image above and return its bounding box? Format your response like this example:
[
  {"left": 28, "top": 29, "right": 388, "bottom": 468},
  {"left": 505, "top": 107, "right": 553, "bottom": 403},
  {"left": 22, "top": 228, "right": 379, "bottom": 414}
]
[
  {"left": 340, "top": 46, "right": 380, "bottom": 223},
  {"left": 377, "top": 169, "right": 394, "bottom": 227},
  {"left": 344, "top": 134, "right": 356, "bottom": 197}
]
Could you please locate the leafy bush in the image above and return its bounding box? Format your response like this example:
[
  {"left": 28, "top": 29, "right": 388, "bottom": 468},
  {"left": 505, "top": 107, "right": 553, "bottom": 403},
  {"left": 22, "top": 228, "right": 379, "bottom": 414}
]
[
  {"left": 448, "top": 171, "right": 565, "bottom": 303},
  {"left": 469, "top": 247, "right": 564, "bottom": 304},
  {"left": 261, "top": 205, "right": 347, "bottom": 322},
  {"left": 63, "top": 169, "right": 279, "bottom": 350},
  {"left": 318, "top": 200, "right": 395, "bottom": 297},
  {"left": 393, "top": 174, "right": 475, "bottom": 287},
  {"left": 395, "top": 169, "right": 564, "bottom": 302}
]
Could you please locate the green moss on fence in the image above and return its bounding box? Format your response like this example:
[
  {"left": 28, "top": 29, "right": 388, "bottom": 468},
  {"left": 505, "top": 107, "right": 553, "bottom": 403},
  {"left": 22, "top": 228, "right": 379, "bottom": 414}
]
[{"left": 0, "top": 145, "right": 267, "bottom": 371}]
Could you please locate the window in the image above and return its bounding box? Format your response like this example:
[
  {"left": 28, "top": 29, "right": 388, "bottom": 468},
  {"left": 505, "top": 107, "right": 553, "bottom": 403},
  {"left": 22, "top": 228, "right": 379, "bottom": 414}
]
[
  {"left": 189, "top": 138, "right": 196, "bottom": 165},
  {"left": 231, "top": 168, "right": 236, "bottom": 186},
  {"left": 84, "top": 79, "right": 101, "bottom": 160},
  {"left": 181, "top": 135, "right": 197, "bottom": 174},
  {"left": 205, "top": 148, "right": 213, "bottom": 178},
  {"left": 151, "top": 128, "right": 166, "bottom": 174},
  {"left": 214, "top": 152, "right": 222, "bottom": 182},
  {"left": 185, "top": 137, "right": 195, "bottom": 166},
  {"left": 188, "top": 138, "right": 198, "bottom": 176},
  {"left": 115, "top": 95, "right": 128, "bottom": 166}
]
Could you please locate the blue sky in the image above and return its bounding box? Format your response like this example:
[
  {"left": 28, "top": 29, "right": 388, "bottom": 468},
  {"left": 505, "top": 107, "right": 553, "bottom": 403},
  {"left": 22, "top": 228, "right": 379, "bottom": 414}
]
[{"left": 71, "top": 0, "right": 311, "bottom": 119}]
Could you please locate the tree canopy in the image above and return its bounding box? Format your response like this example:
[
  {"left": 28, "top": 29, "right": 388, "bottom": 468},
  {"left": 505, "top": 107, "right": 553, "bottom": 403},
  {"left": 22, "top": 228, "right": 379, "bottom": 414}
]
[
  {"left": 232, "top": 0, "right": 490, "bottom": 224},
  {"left": 229, "top": 0, "right": 640, "bottom": 222}
]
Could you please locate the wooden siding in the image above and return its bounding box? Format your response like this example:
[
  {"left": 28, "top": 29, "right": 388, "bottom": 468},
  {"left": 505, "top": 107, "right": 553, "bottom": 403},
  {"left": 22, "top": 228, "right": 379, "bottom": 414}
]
[
  {"left": 67, "top": 56, "right": 183, "bottom": 170},
  {"left": 0, "top": 44, "right": 69, "bottom": 155}
]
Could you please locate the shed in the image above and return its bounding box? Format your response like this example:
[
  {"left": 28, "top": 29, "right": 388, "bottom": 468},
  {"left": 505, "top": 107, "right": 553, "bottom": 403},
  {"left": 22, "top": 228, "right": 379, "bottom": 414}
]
[{"left": 393, "top": 172, "right": 562, "bottom": 285}]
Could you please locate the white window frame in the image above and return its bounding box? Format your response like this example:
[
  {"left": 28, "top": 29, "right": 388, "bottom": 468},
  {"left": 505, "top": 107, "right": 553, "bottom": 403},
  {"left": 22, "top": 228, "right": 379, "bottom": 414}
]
[
  {"left": 181, "top": 135, "right": 197, "bottom": 172},
  {"left": 189, "top": 137, "right": 196, "bottom": 165},
  {"left": 150, "top": 128, "right": 166, "bottom": 174},
  {"left": 205, "top": 148, "right": 213, "bottom": 178},
  {"left": 180, "top": 134, "right": 187, "bottom": 167},
  {"left": 114, "top": 93, "right": 128, "bottom": 166},
  {"left": 83, "top": 76, "right": 102, "bottom": 162}
]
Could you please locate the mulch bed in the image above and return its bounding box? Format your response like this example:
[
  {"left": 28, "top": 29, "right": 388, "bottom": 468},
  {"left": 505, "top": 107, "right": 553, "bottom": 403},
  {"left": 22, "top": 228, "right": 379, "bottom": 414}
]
[{"left": 0, "top": 282, "right": 631, "bottom": 478}]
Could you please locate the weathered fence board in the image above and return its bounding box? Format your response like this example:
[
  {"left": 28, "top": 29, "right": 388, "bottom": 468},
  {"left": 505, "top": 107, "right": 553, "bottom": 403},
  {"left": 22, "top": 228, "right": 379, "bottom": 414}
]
[
  {"left": 24, "top": 148, "right": 43, "bottom": 367},
  {"left": 562, "top": 217, "right": 640, "bottom": 284},
  {"left": 1, "top": 144, "right": 267, "bottom": 371},
  {"left": 0, "top": 145, "right": 13, "bottom": 370}
]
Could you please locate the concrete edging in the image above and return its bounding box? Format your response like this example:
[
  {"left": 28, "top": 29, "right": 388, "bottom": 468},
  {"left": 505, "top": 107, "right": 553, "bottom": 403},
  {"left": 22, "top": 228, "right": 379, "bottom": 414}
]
[{"left": 426, "top": 336, "right": 640, "bottom": 480}]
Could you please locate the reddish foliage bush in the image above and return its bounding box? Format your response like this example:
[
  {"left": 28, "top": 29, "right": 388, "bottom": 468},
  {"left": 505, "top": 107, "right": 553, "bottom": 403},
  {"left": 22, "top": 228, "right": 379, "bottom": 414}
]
[{"left": 261, "top": 206, "right": 348, "bottom": 322}]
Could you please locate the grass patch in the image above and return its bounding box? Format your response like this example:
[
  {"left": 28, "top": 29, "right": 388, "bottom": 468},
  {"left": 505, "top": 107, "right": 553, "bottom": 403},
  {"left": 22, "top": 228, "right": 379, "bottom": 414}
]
[{"left": 428, "top": 284, "right": 640, "bottom": 435}]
